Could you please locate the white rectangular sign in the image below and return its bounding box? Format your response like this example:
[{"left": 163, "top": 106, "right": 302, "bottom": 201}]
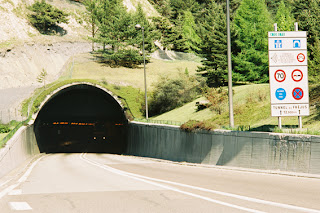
[
  {"left": 268, "top": 38, "right": 307, "bottom": 51},
  {"left": 268, "top": 31, "right": 309, "bottom": 117},
  {"left": 271, "top": 104, "right": 309, "bottom": 117},
  {"left": 269, "top": 50, "right": 307, "bottom": 66}
]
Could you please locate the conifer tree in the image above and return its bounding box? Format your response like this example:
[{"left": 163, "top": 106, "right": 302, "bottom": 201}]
[
  {"left": 97, "top": 0, "right": 132, "bottom": 52},
  {"left": 309, "top": 38, "right": 320, "bottom": 82},
  {"left": 197, "top": 1, "right": 227, "bottom": 87},
  {"left": 292, "top": 0, "right": 320, "bottom": 80},
  {"left": 181, "top": 10, "right": 201, "bottom": 53},
  {"left": 28, "top": 0, "right": 68, "bottom": 34},
  {"left": 83, "top": 0, "right": 100, "bottom": 51},
  {"left": 133, "top": 4, "right": 158, "bottom": 52},
  {"left": 233, "top": 0, "right": 273, "bottom": 82},
  {"left": 275, "top": 0, "right": 295, "bottom": 31}
]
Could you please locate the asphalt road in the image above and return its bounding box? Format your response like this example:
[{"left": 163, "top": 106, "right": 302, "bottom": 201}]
[{"left": 0, "top": 153, "right": 320, "bottom": 213}]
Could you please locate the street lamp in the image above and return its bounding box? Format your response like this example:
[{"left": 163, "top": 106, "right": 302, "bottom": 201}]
[
  {"left": 226, "top": 0, "right": 234, "bottom": 128},
  {"left": 135, "top": 24, "right": 149, "bottom": 120}
]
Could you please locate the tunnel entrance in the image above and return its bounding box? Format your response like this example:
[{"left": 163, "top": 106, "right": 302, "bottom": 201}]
[{"left": 34, "top": 84, "right": 128, "bottom": 153}]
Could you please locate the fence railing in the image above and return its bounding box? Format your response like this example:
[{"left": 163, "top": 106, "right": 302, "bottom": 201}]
[{"left": 133, "top": 118, "right": 183, "bottom": 126}]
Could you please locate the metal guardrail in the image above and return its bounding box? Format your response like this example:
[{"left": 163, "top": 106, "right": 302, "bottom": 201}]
[{"left": 133, "top": 118, "right": 183, "bottom": 126}]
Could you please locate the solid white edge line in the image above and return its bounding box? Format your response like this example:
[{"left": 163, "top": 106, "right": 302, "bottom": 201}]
[
  {"left": 0, "top": 156, "right": 45, "bottom": 201},
  {"left": 80, "top": 153, "right": 264, "bottom": 213},
  {"left": 0, "top": 184, "right": 19, "bottom": 200},
  {"left": 18, "top": 156, "right": 45, "bottom": 183},
  {"left": 0, "top": 180, "right": 11, "bottom": 188},
  {"left": 82, "top": 153, "right": 320, "bottom": 213}
]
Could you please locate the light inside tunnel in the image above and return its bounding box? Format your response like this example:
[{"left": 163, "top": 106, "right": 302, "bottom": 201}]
[{"left": 34, "top": 84, "right": 128, "bottom": 154}]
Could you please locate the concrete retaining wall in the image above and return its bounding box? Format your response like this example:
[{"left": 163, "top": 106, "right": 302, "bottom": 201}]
[
  {"left": 0, "top": 125, "right": 40, "bottom": 179},
  {"left": 127, "top": 122, "right": 320, "bottom": 174}
]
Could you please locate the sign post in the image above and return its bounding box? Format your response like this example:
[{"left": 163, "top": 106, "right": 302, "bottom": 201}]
[{"left": 268, "top": 23, "right": 309, "bottom": 129}]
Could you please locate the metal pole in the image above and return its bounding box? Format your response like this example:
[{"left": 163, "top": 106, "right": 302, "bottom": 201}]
[
  {"left": 278, "top": 116, "right": 282, "bottom": 129},
  {"left": 274, "top": 23, "right": 282, "bottom": 129},
  {"left": 226, "top": 0, "right": 234, "bottom": 128},
  {"left": 142, "top": 27, "right": 148, "bottom": 120}
]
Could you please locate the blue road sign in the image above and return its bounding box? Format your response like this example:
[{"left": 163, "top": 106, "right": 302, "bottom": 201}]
[
  {"left": 293, "top": 40, "right": 301, "bottom": 48},
  {"left": 275, "top": 88, "right": 286, "bottom": 100},
  {"left": 274, "top": 40, "right": 282, "bottom": 48}
]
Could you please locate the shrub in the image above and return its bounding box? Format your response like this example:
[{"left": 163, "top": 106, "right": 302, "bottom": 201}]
[
  {"left": 0, "top": 125, "right": 10, "bottom": 134},
  {"left": 147, "top": 74, "right": 202, "bottom": 116},
  {"left": 205, "top": 87, "right": 228, "bottom": 114},
  {"left": 101, "top": 49, "right": 147, "bottom": 68},
  {"left": 180, "top": 120, "right": 218, "bottom": 132}
]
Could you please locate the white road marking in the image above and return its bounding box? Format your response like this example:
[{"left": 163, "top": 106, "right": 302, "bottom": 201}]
[
  {"left": 9, "top": 202, "right": 32, "bottom": 211},
  {"left": 81, "top": 153, "right": 320, "bottom": 213},
  {"left": 80, "top": 153, "right": 264, "bottom": 213},
  {"left": 0, "top": 180, "right": 11, "bottom": 188},
  {"left": 18, "top": 156, "right": 44, "bottom": 183},
  {"left": 8, "top": 189, "right": 22, "bottom": 196},
  {"left": 0, "top": 184, "right": 19, "bottom": 199},
  {"left": 0, "top": 156, "right": 44, "bottom": 201}
]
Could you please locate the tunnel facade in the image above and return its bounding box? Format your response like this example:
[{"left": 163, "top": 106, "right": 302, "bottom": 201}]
[{"left": 34, "top": 83, "right": 128, "bottom": 153}]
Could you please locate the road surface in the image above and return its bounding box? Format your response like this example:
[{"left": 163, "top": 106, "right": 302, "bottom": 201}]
[{"left": 0, "top": 153, "right": 320, "bottom": 213}]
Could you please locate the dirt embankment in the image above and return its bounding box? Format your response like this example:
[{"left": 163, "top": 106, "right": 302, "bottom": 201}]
[{"left": 0, "top": 42, "right": 91, "bottom": 89}]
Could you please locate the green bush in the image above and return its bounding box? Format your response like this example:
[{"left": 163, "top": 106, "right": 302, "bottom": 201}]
[
  {"left": 0, "top": 125, "right": 10, "bottom": 134},
  {"left": 180, "top": 120, "right": 218, "bottom": 132},
  {"left": 101, "top": 49, "right": 147, "bottom": 68},
  {"left": 147, "top": 74, "right": 202, "bottom": 116}
]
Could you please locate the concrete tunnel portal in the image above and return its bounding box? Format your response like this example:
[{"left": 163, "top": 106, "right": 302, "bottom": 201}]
[{"left": 34, "top": 83, "right": 128, "bottom": 153}]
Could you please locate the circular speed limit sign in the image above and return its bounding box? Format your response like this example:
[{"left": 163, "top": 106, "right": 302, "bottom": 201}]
[{"left": 274, "top": 69, "right": 286, "bottom": 82}]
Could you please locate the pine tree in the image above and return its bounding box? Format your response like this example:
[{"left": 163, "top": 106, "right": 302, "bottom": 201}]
[
  {"left": 233, "top": 0, "right": 273, "bottom": 83},
  {"left": 152, "top": 16, "right": 174, "bottom": 49},
  {"left": 97, "top": 0, "right": 133, "bottom": 52},
  {"left": 133, "top": 4, "right": 158, "bottom": 52},
  {"left": 37, "top": 68, "right": 48, "bottom": 88},
  {"left": 181, "top": 10, "right": 201, "bottom": 53},
  {"left": 197, "top": 1, "right": 227, "bottom": 87},
  {"left": 309, "top": 37, "right": 320, "bottom": 82},
  {"left": 28, "top": 0, "right": 68, "bottom": 34},
  {"left": 83, "top": 0, "right": 100, "bottom": 51},
  {"left": 275, "top": 0, "right": 295, "bottom": 31},
  {"left": 292, "top": 0, "right": 320, "bottom": 81}
]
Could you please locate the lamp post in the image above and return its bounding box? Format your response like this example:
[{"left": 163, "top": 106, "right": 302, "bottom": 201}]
[
  {"left": 135, "top": 24, "right": 149, "bottom": 119},
  {"left": 226, "top": 0, "right": 234, "bottom": 128}
]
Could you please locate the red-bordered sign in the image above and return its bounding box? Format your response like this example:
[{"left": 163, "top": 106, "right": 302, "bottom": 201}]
[
  {"left": 274, "top": 69, "right": 286, "bottom": 82},
  {"left": 297, "top": 53, "right": 306, "bottom": 62},
  {"left": 292, "top": 87, "right": 304, "bottom": 100},
  {"left": 292, "top": 69, "right": 303, "bottom": 82}
]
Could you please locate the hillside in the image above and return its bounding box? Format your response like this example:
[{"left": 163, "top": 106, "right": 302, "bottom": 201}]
[
  {"left": 154, "top": 83, "right": 320, "bottom": 133},
  {"left": 0, "top": 0, "right": 160, "bottom": 123}
]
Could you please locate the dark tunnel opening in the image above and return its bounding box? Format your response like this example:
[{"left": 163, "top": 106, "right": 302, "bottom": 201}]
[{"left": 34, "top": 84, "right": 128, "bottom": 154}]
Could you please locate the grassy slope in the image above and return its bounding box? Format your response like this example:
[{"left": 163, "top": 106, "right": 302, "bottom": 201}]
[
  {"left": 71, "top": 53, "right": 200, "bottom": 90},
  {"left": 153, "top": 97, "right": 216, "bottom": 123},
  {"left": 154, "top": 83, "right": 320, "bottom": 131}
]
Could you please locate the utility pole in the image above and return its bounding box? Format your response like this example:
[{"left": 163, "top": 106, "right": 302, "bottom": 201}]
[{"left": 226, "top": 0, "right": 234, "bottom": 128}]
